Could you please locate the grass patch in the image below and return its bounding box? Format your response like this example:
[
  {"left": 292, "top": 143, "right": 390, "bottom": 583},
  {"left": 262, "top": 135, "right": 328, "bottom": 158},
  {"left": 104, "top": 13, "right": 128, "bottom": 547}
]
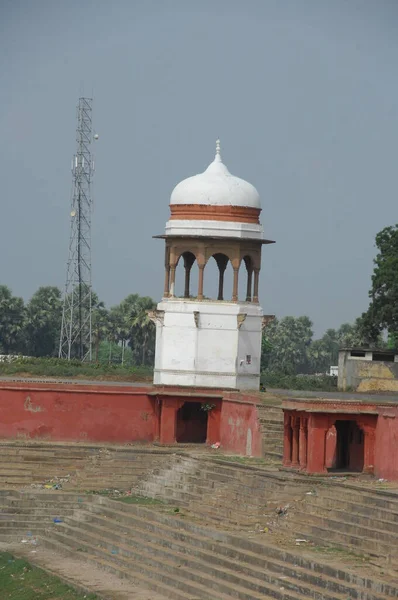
[
  {"left": 114, "top": 495, "right": 165, "bottom": 506},
  {"left": 311, "top": 545, "right": 369, "bottom": 562},
  {"left": 0, "top": 357, "right": 153, "bottom": 382},
  {"left": 86, "top": 490, "right": 165, "bottom": 506},
  {"left": 214, "top": 455, "right": 276, "bottom": 467},
  {"left": 0, "top": 552, "right": 98, "bottom": 599}
]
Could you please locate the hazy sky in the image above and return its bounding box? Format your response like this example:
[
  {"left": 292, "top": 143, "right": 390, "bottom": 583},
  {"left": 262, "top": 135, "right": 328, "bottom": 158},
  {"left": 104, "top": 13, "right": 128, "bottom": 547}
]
[{"left": 1, "top": 0, "right": 398, "bottom": 336}]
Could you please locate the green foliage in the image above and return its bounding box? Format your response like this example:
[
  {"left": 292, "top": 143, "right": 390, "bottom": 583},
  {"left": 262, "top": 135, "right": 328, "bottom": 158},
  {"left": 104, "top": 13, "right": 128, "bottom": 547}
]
[
  {"left": 25, "top": 286, "right": 62, "bottom": 357},
  {"left": 261, "top": 316, "right": 313, "bottom": 374},
  {"left": 261, "top": 371, "right": 338, "bottom": 391},
  {"left": 0, "top": 552, "right": 98, "bottom": 599},
  {"left": 261, "top": 317, "right": 376, "bottom": 378},
  {"left": 0, "top": 356, "right": 153, "bottom": 381},
  {"left": 0, "top": 285, "right": 26, "bottom": 354},
  {"left": 361, "top": 224, "right": 398, "bottom": 344},
  {"left": 0, "top": 284, "right": 156, "bottom": 367}
]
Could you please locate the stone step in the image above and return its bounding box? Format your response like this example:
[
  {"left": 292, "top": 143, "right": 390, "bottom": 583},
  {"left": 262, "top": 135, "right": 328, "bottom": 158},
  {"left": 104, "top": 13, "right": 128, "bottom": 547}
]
[
  {"left": 303, "top": 499, "right": 398, "bottom": 533},
  {"left": 294, "top": 518, "right": 398, "bottom": 559},
  {"left": 45, "top": 526, "right": 270, "bottom": 600},
  {"left": 41, "top": 536, "right": 193, "bottom": 600},
  {"left": 309, "top": 494, "right": 398, "bottom": 523},
  {"left": 294, "top": 510, "right": 398, "bottom": 548},
  {"left": 263, "top": 451, "right": 282, "bottom": 461},
  {"left": 62, "top": 514, "right": 354, "bottom": 600},
  {"left": 331, "top": 487, "right": 398, "bottom": 512},
  {"left": 78, "top": 500, "right": 393, "bottom": 599}
]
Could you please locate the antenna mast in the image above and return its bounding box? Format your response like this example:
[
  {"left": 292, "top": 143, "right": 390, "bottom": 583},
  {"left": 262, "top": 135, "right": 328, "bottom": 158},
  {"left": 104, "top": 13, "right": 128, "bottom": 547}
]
[{"left": 59, "top": 97, "right": 94, "bottom": 361}]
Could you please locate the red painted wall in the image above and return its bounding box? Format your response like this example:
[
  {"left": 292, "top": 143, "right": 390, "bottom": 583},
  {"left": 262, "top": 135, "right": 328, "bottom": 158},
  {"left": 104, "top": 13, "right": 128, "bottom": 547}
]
[
  {"left": 219, "top": 399, "right": 262, "bottom": 457},
  {"left": 0, "top": 383, "right": 156, "bottom": 443},
  {"left": 0, "top": 382, "right": 263, "bottom": 457},
  {"left": 374, "top": 406, "right": 398, "bottom": 481}
]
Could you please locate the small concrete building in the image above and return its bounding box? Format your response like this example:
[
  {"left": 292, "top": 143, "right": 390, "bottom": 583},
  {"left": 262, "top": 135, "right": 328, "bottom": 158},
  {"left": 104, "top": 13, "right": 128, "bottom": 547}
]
[{"left": 338, "top": 347, "right": 398, "bottom": 392}]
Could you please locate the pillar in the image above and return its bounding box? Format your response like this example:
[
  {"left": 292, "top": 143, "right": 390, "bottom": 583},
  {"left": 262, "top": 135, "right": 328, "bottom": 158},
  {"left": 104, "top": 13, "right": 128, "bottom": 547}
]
[
  {"left": 159, "top": 403, "right": 177, "bottom": 444},
  {"left": 246, "top": 269, "right": 253, "bottom": 302},
  {"left": 299, "top": 418, "right": 308, "bottom": 470},
  {"left": 198, "top": 265, "right": 204, "bottom": 300},
  {"left": 206, "top": 404, "right": 221, "bottom": 445},
  {"left": 218, "top": 269, "right": 225, "bottom": 301},
  {"left": 283, "top": 412, "right": 292, "bottom": 466},
  {"left": 291, "top": 417, "right": 300, "bottom": 467},
  {"left": 253, "top": 269, "right": 260, "bottom": 303},
  {"left": 362, "top": 426, "right": 375, "bottom": 474},
  {"left": 184, "top": 266, "right": 191, "bottom": 298},
  {"left": 169, "top": 267, "right": 176, "bottom": 297},
  {"left": 306, "top": 414, "right": 328, "bottom": 474},
  {"left": 232, "top": 268, "right": 239, "bottom": 302},
  {"left": 163, "top": 267, "right": 170, "bottom": 298}
]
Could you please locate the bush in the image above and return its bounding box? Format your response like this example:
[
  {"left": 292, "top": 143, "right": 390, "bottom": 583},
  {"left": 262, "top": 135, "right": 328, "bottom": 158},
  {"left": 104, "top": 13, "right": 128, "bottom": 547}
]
[{"left": 261, "top": 370, "right": 338, "bottom": 391}]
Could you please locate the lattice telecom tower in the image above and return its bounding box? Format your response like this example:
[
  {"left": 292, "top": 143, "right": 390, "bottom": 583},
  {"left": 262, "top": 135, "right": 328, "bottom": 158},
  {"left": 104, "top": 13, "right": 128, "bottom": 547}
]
[{"left": 59, "top": 97, "right": 95, "bottom": 361}]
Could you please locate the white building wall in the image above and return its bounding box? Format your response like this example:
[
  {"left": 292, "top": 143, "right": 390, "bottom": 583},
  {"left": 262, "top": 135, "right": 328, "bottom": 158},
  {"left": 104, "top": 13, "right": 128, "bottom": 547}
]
[{"left": 154, "top": 299, "right": 263, "bottom": 390}]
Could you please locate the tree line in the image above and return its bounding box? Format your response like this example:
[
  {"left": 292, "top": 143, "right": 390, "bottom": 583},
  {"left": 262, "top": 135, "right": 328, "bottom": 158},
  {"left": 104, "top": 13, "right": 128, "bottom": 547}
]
[
  {"left": 0, "top": 285, "right": 156, "bottom": 366},
  {"left": 1, "top": 221, "right": 397, "bottom": 373}
]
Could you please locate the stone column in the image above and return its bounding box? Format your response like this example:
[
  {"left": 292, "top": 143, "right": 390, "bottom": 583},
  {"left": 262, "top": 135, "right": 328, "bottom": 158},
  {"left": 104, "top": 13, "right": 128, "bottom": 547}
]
[
  {"left": 184, "top": 266, "right": 191, "bottom": 298},
  {"left": 246, "top": 269, "right": 253, "bottom": 302},
  {"left": 291, "top": 417, "right": 300, "bottom": 467},
  {"left": 163, "top": 267, "right": 170, "bottom": 298},
  {"left": 253, "top": 269, "right": 260, "bottom": 303},
  {"left": 283, "top": 412, "right": 292, "bottom": 466},
  {"left": 232, "top": 268, "right": 239, "bottom": 302},
  {"left": 169, "top": 267, "right": 176, "bottom": 297},
  {"left": 198, "top": 265, "right": 205, "bottom": 300},
  {"left": 299, "top": 418, "right": 308, "bottom": 470},
  {"left": 218, "top": 269, "right": 225, "bottom": 301}
]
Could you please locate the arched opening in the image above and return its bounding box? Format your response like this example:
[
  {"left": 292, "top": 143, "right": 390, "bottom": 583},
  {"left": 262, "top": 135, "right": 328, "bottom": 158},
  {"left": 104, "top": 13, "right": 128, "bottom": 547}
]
[
  {"left": 203, "top": 253, "right": 234, "bottom": 301},
  {"left": 176, "top": 402, "right": 208, "bottom": 443},
  {"left": 242, "top": 255, "right": 254, "bottom": 302},
  {"left": 330, "top": 420, "right": 364, "bottom": 472},
  {"left": 173, "top": 251, "right": 197, "bottom": 298}
]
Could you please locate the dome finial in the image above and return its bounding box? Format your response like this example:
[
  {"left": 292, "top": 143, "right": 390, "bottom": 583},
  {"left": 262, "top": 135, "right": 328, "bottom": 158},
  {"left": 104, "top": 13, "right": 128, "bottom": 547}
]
[{"left": 215, "top": 138, "right": 222, "bottom": 162}]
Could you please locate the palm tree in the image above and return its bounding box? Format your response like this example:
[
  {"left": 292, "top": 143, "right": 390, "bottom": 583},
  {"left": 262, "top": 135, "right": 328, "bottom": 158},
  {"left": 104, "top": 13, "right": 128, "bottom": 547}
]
[
  {"left": 131, "top": 296, "right": 156, "bottom": 365},
  {"left": 0, "top": 285, "right": 26, "bottom": 354},
  {"left": 25, "top": 286, "right": 62, "bottom": 357}
]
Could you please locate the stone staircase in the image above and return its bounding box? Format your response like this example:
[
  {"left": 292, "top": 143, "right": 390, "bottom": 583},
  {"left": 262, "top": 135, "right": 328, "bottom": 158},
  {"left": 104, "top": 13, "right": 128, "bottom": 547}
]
[
  {"left": 257, "top": 402, "right": 283, "bottom": 462},
  {"left": 133, "top": 454, "right": 306, "bottom": 528},
  {"left": 288, "top": 483, "right": 398, "bottom": 567},
  {"left": 1, "top": 490, "right": 396, "bottom": 600},
  {"left": 0, "top": 443, "right": 172, "bottom": 491}
]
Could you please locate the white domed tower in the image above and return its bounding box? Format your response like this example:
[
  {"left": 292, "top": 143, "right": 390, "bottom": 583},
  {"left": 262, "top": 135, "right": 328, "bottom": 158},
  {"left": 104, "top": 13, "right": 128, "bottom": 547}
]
[{"left": 152, "top": 141, "right": 274, "bottom": 390}]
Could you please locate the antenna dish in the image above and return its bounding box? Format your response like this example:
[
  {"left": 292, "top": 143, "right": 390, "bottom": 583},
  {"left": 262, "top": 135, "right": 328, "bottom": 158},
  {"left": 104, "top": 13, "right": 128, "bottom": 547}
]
[
  {"left": 93, "top": 134, "right": 99, "bottom": 140},
  {"left": 70, "top": 210, "right": 76, "bottom": 217}
]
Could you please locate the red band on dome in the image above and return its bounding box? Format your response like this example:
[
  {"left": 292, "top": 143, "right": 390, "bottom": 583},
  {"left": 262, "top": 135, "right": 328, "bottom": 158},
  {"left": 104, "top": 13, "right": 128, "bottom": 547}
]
[{"left": 169, "top": 204, "right": 261, "bottom": 224}]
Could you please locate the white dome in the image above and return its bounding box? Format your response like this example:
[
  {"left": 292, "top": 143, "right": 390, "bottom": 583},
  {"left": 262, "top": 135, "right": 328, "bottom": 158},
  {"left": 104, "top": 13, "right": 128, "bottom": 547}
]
[{"left": 170, "top": 143, "right": 261, "bottom": 209}]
